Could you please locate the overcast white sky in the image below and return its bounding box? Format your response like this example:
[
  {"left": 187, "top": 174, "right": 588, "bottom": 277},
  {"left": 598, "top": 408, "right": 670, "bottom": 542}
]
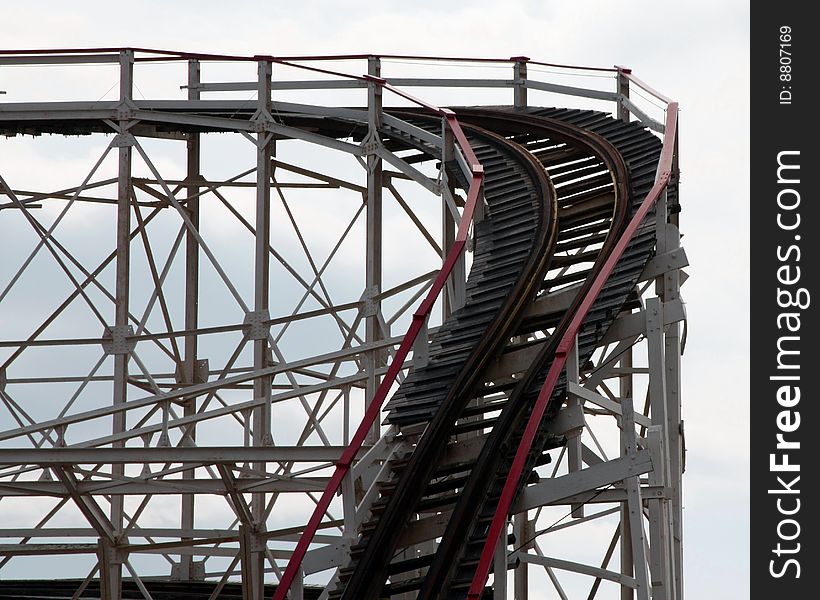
[{"left": 1, "top": 1, "right": 749, "bottom": 598}]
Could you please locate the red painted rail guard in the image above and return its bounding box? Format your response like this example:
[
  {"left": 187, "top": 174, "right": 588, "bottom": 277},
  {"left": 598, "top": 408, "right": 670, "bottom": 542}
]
[
  {"left": 271, "top": 86, "right": 484, "bottom": 600},
  {"left": 466, "top": 101, "right": 678, "bottom": 599}
]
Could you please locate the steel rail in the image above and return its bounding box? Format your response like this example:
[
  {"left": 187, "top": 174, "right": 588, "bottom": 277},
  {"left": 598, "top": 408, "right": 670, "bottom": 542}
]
[{"left": 466, "top": 102, "right": 678, "bottom": 599}]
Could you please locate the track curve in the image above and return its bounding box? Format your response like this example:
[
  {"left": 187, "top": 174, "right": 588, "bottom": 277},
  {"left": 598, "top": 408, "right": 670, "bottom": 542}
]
[{"left": 313, "top": 106, "right": 665, "bottom": 599}]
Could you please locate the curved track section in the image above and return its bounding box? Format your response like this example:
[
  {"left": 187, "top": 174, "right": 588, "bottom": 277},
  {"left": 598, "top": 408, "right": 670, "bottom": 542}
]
[
  {"left": 319, "top": 107, "right": 664, "bottom": 599},
  {"left": 420, "top": 109, "right": 662, "bottom": 597}
]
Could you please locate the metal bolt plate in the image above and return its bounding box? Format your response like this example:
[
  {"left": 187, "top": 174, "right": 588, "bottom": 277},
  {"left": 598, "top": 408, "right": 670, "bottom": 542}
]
[{"left": 101, "top": 325, "right": 136, "bottom": 355}]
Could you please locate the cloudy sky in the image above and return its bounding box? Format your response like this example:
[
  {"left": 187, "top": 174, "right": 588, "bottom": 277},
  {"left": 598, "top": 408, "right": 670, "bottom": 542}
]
[{"left": 1, "top": 1, "right": 749, "bottom": 598}]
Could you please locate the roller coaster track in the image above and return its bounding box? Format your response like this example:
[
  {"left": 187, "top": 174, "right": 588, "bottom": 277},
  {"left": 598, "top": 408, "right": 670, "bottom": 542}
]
[
  {"left": 270, "top": 104, "right": 669, "bottom": 599},
  {"left": 416, "top": 108, "right": 665, "bottom": 599}
]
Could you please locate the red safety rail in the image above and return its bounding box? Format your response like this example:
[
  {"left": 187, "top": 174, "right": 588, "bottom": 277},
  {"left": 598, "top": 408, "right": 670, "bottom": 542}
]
[
  {"left": 270, "top": 86, "right": 484, "bottom": 600},
  {"left": 466, "top": 101, "right": 678, "bottom": 599}
]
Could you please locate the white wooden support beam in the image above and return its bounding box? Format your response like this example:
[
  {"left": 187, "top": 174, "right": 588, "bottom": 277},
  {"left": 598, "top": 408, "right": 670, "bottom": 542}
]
[
  {"left": 600, "top": 298, "right": 685, "bottom": 346},
  {"left": 646, "top": 298, "right": 669, "bottom": 433},
  {"left": 252, "top": 58, "right": 274, "bottom": 448},
  {"left": 645, "top": 297, "right": 674, "bottom": 600},
  {"left": 620, "top": 349, "right": 635, "bottom": 600},
  {"left": 399, "top": 481, "right": 667, "bottom": 550},
  {"left": 440, "top": 117, "right": 465, "bottom": 315},
  {"left": 248, "top": 60, "right": 274, "bottom": 600},
  {"left": 620, "top": 96, "right": 664, "bottom": 133},
  {"left": 375, "top": 146, "right": 440, "bottom": 195},
  {"left": 412, "top": 315, "right": 430, "bottom": 369},
  {"left": 567, "top": 382, "right": 651, "bottom": 428},
  {"left": 646, "top": 427, "right": 674, "bottom": 600},
  {"left": 341, "top": 470, "right": 357, "bottom": 539},
  {"left": 52, "top": 468, "right": 117, "bottom": 544},
  {"left": 513, "top": 59, "right": 528, "bottom": 108},
  {"left": 638, "top": 248, "right": 688, "bottom": 283},
  {"left": 451, "top": 248, "right": 467, "bottom": 312},
  {"left": 98, "top": 539, "right": 124, "bottom": 600},
  {"left": 494, "top": 524, "right": 508, "bottom": 599},
  {"left": 0, "top": 477, "right": 332, "bottom": 496},
  {"left": 291, "top": 568, "right": 305, "bottom": 600},
  {"left": 514, "top": 514, "right": 530, "bottom": 600},
  {"left": 178, "top": 56, "right": 201, "bottom": 582},
  {"left": 620, "top": 387, "right": 651, "bottom": 600},
  {"left": 584, "top": 336, "right": 642, "bottom": 390},
  {"left": 302, "top": 539, "right": 351, "bottom": 575},
  {"left": 515, "top": 450, "right": 653, "bottom": 513},
  {"left": 566, "top": 336, "right": 584, "bottom": 517},
  {"left": 365, "top": 56, "right": 384, "bottom": 447},
  {"left": 659, "top": 222, "right": 685, "bottom": 600},
  {"left": 517, "top": 553, "right": 638, "bottom": 589},
  {"left": 217, "top": 465, "right": 255, "bottom": 527},
  {"left": 439, "top": 114, "right": 460, "bottom": 313},
  {"left": 0, "top": 446, "right": 364, "bottom": 466},
  {"left": 526, "top": 80, "right": 618, "bottom": 102},
  {"left": 616, "top": 68, "right": 630, "bottom": 123},
  {"left": 107, "top": 47, "right": 134, "bottom": 600}
]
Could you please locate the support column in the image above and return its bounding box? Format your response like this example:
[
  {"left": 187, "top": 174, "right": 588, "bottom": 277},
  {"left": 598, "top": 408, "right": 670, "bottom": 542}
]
[
  {"left": 365, "top": 56, "right": 383, "bottom": 445},
  {"left": 665, "top": 255, "right": 684, "bottom": 600},
  {"left": 616, "top": 68, "right": 630, "bottom": 123},
  {"left": 291, "top": 568, "right": 305, "bottom": 600},
  {"left": 513, "top": 57, "right": 528, "bottom": 109},
  {"left": 620, "top": 370, "right": 650, "bottom": 600},
  {"left": 442, "top": 185, "right": 456, "bottom": 318},
  {"left": 513, "top": 514, "right": 530, "bottom": 600},
  {"left": 252, "top": 60, "right": 274, "bottom": 450},
  {"left": 240, "top": 524, "right": 267, "bottom": 600},
  {"left": 246, "top": 58, "right": 274, "bottom": 600},
  {"left": 619, "top": 348, "right": 635, "bottom": 600},
  {"left": 108, "top": 47, "right": 134, "bottom": 600},
  {"left": 566, "top": 336, "right": 584, "bottom": 517},
  {"left": 441, "top": 117, "right": 465, "bottom": 320},
  {"left": 178, "top": 57, "right": 201, "bottom": 582},
  {"left": 493, "top": 524, "right": 508, "bottom": 599},
  {"left": 657, "top": 179, "right": 684, "bottom": 599},
  {"left": 618, "top": 347, "right": 635, "bottom": 600},
  {"left": 646, "top": 298, "right": 674, "bottom": 600},
  {"left": 98, "top": 541, "right": 124, "bottom": 600}
]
